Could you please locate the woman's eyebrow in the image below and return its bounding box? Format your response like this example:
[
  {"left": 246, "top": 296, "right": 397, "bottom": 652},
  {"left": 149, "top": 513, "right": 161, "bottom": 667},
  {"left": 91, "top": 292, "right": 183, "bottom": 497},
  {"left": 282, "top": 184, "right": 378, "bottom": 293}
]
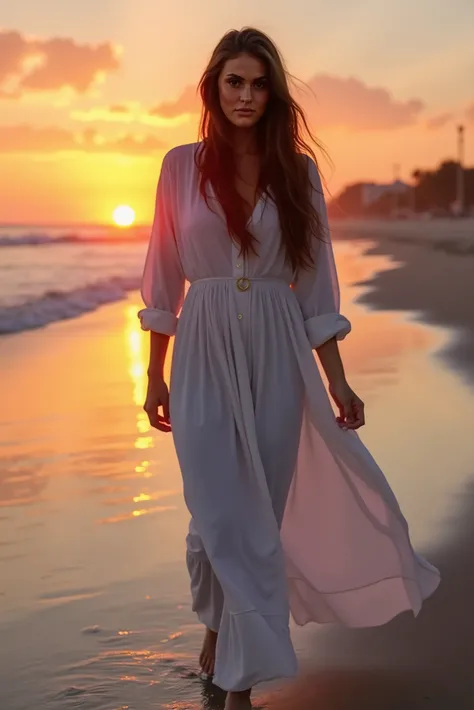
[{"left": 226, "top": 73, "right": 267, "bottom": 80}]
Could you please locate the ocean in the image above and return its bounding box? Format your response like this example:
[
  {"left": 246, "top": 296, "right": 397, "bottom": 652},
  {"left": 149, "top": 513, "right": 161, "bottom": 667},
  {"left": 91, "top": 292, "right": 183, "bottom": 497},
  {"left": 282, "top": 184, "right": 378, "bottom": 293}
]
[{"left": 0, "top": 224, "right": 150, "bottom": 335}]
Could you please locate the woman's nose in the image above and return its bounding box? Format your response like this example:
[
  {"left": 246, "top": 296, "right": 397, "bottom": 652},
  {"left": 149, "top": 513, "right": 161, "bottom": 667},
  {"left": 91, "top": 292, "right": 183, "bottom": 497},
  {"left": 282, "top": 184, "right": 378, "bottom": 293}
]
[{"left": 240, "top": 84, "right": 252, "bottom": 102}]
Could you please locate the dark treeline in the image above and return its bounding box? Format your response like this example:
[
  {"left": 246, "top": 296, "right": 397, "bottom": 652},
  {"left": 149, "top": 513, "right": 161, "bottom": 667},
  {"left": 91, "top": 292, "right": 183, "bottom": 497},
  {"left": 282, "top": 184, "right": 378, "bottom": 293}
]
[{"left": 328, "top": 161, "right": 474, "bottom": 219}]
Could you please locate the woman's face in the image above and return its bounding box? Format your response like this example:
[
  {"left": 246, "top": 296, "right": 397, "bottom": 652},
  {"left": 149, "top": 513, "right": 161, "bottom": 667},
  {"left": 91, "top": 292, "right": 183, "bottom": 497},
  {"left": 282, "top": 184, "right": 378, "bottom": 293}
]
[{"left": 218, "top": 53, "right": 270, "bottom": 129}]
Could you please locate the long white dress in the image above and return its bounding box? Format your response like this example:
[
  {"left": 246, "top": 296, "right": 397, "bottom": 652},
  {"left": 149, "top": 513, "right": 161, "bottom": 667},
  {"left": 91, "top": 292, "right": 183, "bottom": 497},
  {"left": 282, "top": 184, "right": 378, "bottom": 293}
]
[{"left": 138, "top": 142, "right": 440, "bottom": 692}]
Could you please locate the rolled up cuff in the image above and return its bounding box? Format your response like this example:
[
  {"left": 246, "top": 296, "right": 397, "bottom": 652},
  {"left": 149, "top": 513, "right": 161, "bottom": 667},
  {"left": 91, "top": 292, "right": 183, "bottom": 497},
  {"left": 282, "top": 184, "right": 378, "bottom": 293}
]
[
  {"left": 304, "top": 312, "right": 351, "bottom": 349},
  {"left": 137, "top": 307, "right": 178, "bottom": 335}
]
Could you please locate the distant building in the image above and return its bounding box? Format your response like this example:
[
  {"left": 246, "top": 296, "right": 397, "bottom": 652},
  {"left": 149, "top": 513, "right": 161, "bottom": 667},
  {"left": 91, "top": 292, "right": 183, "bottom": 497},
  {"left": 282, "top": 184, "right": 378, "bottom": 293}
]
[
  {"left": 361, "top": 180, "right": 412, "bottom": 206},
  {"left": 329, "top": 159, "right": 473, "bottom": 219}
]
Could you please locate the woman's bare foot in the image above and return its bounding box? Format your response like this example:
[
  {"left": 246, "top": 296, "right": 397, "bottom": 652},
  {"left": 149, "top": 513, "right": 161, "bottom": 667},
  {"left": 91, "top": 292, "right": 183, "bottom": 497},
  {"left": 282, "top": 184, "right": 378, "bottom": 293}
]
[
  {"left": 199, "top": 627, "right": 218, "bottom": 676},
  {"left": 224, "top": 689, "right": 252, "bottom": 710}
]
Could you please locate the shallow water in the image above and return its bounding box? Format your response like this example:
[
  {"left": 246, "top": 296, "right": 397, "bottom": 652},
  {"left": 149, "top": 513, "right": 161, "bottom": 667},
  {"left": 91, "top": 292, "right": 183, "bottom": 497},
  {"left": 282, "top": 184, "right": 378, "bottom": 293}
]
[
  {"left": 0, "top": 223, "right": 147, "bottom": 334},
  {"left": 0, "top": 240, "right": 473, "bottom": 709}
]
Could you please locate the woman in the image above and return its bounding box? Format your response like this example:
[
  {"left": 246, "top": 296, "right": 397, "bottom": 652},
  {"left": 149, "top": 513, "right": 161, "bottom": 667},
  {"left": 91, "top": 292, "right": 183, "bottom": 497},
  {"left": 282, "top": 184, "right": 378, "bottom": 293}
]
[{"left": 139, "top": 27, "right": 440, "bottom": 710}]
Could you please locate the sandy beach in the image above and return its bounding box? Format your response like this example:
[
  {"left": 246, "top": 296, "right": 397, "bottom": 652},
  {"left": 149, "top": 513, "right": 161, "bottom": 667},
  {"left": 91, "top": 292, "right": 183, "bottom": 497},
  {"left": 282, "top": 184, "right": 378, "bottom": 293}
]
[
  {"left": 1, "top": 226, "right": 474, "bottom": 709},
  {"left": 333, "top": 218, "right": 474, "bottom": 384},
  {"left": 267, "top": 220, "right": 474, "bottom": 710}
]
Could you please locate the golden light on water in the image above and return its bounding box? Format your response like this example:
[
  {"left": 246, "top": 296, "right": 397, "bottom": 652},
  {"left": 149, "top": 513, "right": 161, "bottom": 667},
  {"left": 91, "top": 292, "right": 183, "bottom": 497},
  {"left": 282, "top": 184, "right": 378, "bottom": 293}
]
[
  {"left": 133, "top": 492, "right": 152, "bottom": 503},
  {"left": 113, "top": 204, "right": 135, "bottom": 227}
]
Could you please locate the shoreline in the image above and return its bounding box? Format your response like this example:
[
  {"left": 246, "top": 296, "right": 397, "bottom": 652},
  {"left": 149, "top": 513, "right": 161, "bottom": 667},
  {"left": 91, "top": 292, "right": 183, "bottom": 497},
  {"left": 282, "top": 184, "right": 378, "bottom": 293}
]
[
  {"left": 333, "top": 220, "right": 474, "bottom": 386},
  {"left": 332, "top": 217, "right": 474, "bottom": 243}
]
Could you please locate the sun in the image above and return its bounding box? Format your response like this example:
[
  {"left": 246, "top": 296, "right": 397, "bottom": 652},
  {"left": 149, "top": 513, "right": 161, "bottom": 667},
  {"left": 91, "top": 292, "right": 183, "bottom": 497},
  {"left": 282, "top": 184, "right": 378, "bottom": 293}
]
[{"left": 113, "top": 205, "right": 136, "bottom": 227}]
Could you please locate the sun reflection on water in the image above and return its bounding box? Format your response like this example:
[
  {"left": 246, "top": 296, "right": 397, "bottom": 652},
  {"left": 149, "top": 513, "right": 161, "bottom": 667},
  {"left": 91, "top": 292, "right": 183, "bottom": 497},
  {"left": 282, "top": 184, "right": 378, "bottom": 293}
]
[
  {"left": 125, "top": 306, "right": 153, "bottom": 491},
  {"left": 99, "top": 307, "right": 180, "bottom": 526},
  {"left": 98, "top": 505, "right": 177, "bottom": 525}
]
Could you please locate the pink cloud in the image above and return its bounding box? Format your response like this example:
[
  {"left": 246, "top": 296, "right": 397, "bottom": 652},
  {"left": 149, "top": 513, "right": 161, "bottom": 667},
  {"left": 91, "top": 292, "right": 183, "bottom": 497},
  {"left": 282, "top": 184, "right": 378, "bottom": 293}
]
[
  {"left": 300, "top": 75, "right": 424, "bottom": 130},
  {"left": 425, "top": 112, "right": 453, "bottom": 130},
  {"left": 148, "top": 85, "right": 200, "bottom": 118},
  {"left": 0, "top": 124, "right": 73, "bottom": 151},
  {"left": 146, "top": 76, "right": 423, "bottom": 131},
  {"left": 0, "top": 31, "right": 29, "bottom": 82},
  {"left": 0, "top": 124, "right": 166, "bottom": 154},
  {"left": 0, "top": 29, "right": 120, "bottom": 98}
]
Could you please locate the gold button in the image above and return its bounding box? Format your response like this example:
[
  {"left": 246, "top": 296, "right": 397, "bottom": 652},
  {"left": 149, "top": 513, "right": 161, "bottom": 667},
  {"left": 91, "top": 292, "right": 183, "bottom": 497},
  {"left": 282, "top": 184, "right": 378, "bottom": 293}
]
[
  {"left": 236, "top": 262, "right": 242, "bottom": 268},
  {"left": 237, "top": 313, "right": 243, "bottom": 320},
  {"left": 236, "top": 277, "right": 250, "bottom": 291}
]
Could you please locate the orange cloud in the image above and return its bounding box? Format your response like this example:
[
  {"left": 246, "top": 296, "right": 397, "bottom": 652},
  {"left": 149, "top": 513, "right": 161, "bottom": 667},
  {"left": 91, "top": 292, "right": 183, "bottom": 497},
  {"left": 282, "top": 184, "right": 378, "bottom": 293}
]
[
  {"left": 70, "top": 90, "right": 199, "bottom": 127},
  {"left": 71, "top": 103, "right": 192, "bottom": 128},
  {"left": 0, "top": 124, "right": 166, "bottom": 154},
  {"left": 71, "top": 105, "right": 136, "bottom": 124},
  {"left": 299, "top": 75, "right": 424, "bottom": 130},
  {"left": 0, "top": 29, "right": 120, "bottom": 98},
  {"left": 425, "top": 112, "right": 453, "bottom": 130},
  {"left": 104, "top": 131, "right": 166, "bottom": 154},
  {"left": 109, "top": 104, "right": 130, "bottom": 113}
]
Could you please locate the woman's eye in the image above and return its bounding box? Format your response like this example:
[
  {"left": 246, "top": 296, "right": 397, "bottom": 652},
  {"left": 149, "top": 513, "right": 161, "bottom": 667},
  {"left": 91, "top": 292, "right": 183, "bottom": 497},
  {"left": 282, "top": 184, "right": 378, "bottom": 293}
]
[
  {"left": 254, "top": 81, "right": 267, "bottom": 90},
  {"left": 228, "top": 77, "right": 241, "bottom": 88}
]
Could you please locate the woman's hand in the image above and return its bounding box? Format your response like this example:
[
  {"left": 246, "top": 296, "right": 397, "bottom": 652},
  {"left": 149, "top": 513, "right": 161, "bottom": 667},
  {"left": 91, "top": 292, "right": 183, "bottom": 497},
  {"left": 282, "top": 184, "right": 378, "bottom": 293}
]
[
  {"left": 143, "top": 376, "right": 171, "bottom": 432},
  {"left": 329, "top": 379, "right": 365, "bottom": 430}
]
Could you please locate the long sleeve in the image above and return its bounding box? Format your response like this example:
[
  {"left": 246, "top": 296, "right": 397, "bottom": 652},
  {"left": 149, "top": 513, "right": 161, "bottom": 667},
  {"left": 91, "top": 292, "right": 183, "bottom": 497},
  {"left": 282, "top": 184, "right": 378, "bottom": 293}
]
[
  {"left": 138, "top": 153, "right": 185, "bottom": 335},
  {"left": 292, "top": 157, "right": 351, "bottom": 349}
]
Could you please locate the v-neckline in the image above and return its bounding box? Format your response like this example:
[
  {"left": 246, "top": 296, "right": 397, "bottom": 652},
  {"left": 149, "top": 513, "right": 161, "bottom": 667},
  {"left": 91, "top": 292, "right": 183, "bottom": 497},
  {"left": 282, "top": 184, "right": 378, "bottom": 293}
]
[
  {"left": 244, "top": 191, "right": 265, "bottom": 227},
  {"left": 208, "top": 181, "right": 266, "bottom": 228}
]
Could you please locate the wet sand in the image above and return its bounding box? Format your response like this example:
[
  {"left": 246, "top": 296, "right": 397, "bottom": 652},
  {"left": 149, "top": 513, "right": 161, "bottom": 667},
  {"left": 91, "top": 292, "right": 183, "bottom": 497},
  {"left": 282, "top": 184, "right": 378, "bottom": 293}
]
[
  {"left": 333, "top": 218, "right": 474, "bottom": 384},
  {"left": 265, "top": 221, "right": 474, "bottom": 710}
]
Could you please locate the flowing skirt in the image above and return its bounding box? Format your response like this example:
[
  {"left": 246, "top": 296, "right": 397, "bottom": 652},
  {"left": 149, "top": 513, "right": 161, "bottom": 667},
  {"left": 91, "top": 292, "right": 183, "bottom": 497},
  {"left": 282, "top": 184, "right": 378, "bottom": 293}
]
[{"left": 169, "top": 277, "right": 440, "bottom": 692}]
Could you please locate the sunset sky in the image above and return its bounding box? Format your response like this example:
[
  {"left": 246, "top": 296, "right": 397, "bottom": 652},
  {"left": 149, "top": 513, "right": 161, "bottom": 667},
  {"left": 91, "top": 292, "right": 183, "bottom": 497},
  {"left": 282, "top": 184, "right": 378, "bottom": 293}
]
[{"left": 1, "top": 0, "right": 473, "bottom": 225}]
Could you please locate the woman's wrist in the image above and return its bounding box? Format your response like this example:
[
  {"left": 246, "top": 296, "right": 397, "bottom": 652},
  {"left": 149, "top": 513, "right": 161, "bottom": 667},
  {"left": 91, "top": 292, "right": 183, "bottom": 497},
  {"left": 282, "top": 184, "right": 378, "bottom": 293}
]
[
  {"left": 148, "top": 332, "right": 169, "bottom": 382},
  {"left": 327, "top": 373, "right": 348, "bottom": 389},
  {"left": 147, "top": 367, "right": 165, "bottom": 380},
  {"left": 316, "top": 337, "right": 346, "bottom": 387}
]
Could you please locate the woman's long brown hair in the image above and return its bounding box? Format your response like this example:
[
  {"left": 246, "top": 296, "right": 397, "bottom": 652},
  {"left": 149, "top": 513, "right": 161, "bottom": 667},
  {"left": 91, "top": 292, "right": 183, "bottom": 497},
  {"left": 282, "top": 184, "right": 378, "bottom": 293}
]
[{"left": 195, "top": 26, "right": 328, "bottom": 273}]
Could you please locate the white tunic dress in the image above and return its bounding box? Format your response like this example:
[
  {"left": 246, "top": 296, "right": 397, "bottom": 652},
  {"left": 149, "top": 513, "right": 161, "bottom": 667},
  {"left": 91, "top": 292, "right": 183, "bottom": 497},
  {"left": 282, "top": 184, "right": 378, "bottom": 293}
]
[{"left": 138, "top": 142, "right": 440, "bottom": 692}]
